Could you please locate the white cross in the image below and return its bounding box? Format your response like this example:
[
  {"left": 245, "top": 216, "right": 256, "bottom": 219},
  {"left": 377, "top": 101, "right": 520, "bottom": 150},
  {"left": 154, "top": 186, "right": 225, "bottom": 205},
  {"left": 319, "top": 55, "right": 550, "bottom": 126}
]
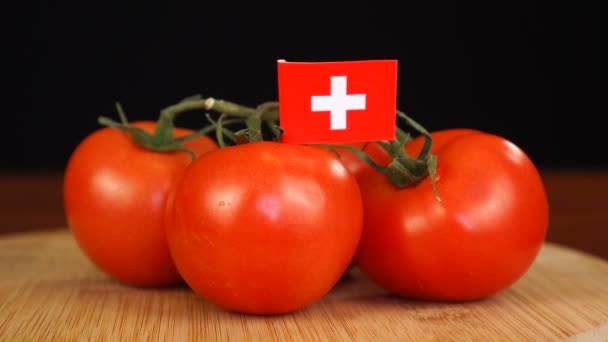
[{"left": 311, "top": 76, "right": 366, "bottom": 130}]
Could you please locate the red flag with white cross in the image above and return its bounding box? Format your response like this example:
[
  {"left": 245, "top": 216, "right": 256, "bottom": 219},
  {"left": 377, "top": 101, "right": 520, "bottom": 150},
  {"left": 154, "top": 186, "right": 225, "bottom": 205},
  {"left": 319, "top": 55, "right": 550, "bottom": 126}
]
[{"left": 277, "top": 59, "right": 398, "bottom": 144}]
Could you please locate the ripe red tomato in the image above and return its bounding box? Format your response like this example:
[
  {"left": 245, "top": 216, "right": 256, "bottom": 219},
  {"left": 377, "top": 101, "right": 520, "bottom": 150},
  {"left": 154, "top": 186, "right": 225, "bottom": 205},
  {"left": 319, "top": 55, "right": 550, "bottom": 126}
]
[
  {"left": 165, "top": 141, "right": 363, "bottom": 314},
  {"left": 354, "top": 128, "right": 549, "bottom": 301},
  {"left": 63, "top": 121, "right": 218, "bottom": 287}
]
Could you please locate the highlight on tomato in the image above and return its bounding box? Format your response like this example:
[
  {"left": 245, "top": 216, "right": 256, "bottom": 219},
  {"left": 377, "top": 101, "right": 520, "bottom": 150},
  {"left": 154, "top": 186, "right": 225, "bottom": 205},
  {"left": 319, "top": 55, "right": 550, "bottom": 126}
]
[
  {"left": 350, "top": 112, "right": 549, "bottom": 301},
  {"left": 63, "top": 97, "right": 219, "bottom": 287}
]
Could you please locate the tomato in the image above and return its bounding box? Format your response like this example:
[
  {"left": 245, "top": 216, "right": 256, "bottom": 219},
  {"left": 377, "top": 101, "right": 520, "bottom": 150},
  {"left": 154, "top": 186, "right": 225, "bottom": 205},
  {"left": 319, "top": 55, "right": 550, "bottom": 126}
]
[
  {"left": 354, "top": 129, "right": 549, "bottom": 301},
  {"left": 165, "top": 141, "right": 363, "bottom": 314},
  {"left": 63, "top": 121, "right": 218, "bottom": 287}
]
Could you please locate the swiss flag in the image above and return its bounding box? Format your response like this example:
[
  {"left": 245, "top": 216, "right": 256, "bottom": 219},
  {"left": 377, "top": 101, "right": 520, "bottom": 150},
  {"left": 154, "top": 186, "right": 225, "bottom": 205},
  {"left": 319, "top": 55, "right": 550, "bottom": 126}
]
[{"left": 277, "top": 59, "right": 398, "bottom": 144}]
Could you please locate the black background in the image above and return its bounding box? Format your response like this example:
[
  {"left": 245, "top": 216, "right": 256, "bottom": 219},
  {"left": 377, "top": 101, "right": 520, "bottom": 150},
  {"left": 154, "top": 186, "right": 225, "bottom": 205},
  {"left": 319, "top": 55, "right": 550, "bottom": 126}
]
[{"left": 10, "top": 2, "right": 605, "bottom": 171}]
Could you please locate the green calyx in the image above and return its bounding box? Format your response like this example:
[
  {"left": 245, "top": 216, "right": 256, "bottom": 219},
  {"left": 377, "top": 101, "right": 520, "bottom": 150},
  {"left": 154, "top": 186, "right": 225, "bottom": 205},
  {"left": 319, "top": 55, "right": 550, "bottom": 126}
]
[
  {"left": 98, "top": 96, "right": 216, "bottom": 160},
  {"left": 383, "top": 110, "right": 440, "bottom": 201},
  {"left": 331, "top": 110, "right": 440, "bottom": 202}
]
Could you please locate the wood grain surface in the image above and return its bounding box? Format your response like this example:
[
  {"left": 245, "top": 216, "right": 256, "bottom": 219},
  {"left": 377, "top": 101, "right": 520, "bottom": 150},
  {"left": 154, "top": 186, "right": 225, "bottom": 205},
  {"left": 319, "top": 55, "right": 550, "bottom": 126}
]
[{"left": 1, "top": 229, "right": 607, "bottom": 341}]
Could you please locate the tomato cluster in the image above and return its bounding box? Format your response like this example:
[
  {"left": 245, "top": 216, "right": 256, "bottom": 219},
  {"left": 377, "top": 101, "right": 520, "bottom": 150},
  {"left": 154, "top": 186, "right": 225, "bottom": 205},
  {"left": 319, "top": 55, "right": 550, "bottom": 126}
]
[{"left": 63, "top": 97, "right": 549, "bottom": 315}]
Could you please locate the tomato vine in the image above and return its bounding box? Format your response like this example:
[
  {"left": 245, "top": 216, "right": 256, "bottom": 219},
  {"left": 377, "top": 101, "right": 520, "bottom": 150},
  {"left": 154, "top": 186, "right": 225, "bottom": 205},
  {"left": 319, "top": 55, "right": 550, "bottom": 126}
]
[{"left": 98, "top": 94, "right": 441, "bottom": 199}]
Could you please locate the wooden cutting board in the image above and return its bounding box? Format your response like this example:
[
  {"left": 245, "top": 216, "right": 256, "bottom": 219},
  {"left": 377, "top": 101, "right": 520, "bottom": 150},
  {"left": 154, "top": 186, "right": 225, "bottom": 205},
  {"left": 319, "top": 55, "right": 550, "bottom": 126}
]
[{"left": 1, "top": 229, "right": 607, "bottom": 341}]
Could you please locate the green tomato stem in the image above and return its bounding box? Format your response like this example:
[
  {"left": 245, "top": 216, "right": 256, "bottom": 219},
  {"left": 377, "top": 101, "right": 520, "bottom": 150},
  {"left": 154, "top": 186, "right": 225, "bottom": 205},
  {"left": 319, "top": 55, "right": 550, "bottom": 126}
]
[
  {"left": 387, "top": 111, "right": 441, "bottom": 202},
  {"left": 98, "top": 99, "right": 214, "bottom": 160}
]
